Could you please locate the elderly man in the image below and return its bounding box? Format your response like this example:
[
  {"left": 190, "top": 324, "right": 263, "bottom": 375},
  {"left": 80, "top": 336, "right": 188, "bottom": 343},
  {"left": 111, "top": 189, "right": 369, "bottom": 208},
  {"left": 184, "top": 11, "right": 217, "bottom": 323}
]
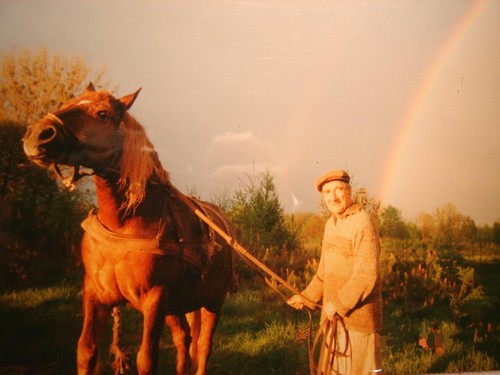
[{"left": 288, "top": 169, "right": 382, "bottom": 374}]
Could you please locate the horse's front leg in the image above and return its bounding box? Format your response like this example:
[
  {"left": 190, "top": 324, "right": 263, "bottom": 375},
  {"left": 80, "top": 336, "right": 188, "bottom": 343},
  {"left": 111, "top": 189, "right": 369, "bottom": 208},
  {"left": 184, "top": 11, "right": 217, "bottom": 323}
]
[
  {"left": 137, "top": 293, "right": 165, "bottom": 375},
  {"left": 77, "top": 290, "right": 111, "bottom": 375}
]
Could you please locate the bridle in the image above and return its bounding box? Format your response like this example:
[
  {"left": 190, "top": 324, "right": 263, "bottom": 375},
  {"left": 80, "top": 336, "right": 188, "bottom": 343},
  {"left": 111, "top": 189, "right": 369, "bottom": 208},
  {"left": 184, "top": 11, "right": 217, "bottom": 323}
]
[
  {"left": 51, "top": 163, "right": 94, "bottom": 191},
  {"left": 43, "top": 111, "right": 122, "bottom": 190}
]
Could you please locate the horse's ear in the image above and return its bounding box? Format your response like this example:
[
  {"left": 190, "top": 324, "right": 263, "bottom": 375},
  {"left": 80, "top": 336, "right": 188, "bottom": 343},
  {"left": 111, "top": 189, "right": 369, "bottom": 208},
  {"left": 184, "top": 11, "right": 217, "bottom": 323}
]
[
  {"left": 119, "top": 88, "right": 142, "bottom": 110},
  {"left": 86, "top": 82, "right": 96, "bottom": 92}
]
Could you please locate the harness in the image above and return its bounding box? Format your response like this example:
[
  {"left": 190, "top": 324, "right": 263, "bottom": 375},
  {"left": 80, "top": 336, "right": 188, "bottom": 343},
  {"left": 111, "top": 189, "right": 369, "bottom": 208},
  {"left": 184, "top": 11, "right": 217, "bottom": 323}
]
[
  {"left": 81, "top": 187, "right": 221, "bottom": 269},
  {"left": 81, "top": 208, "right": 202, "bottom": 266}
]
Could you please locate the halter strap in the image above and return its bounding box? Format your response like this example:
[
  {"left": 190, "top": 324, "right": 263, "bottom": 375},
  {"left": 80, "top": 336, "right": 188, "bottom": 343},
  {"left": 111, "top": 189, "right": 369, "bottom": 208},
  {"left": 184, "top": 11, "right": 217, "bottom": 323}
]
[{"left": 45, "top": 113, "right": 64, "bottom": 126}]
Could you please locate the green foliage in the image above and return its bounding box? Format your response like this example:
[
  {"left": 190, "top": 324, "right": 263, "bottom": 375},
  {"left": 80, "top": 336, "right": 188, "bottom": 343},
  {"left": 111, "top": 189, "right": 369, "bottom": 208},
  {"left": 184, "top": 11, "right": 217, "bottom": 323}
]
[
  {"left": 0, "top": 47, "right": 109, "bottom": 288},
  {"left": 229, "top": 170, "right": 299, "bottom": 251},
  {"left": 494, "top": 222, "right": 500, "bottom": 245},
  {"left": 0, "top": 47, "right": 109, "bottom": 124},
  {"left": 0, "top": 120, "right": 92, "bottom": 288},
  {"left": 225, "top": 170, "right": 305, "bottom": 286},
  {"left": 415, "top": 203, "right": 481, "bottom": 251},
  {"left": 381, "top": 243, "right": 494, "bottom": 328},
  {"left": 381, "top": 242, "right": 499, "bottom": 372},
  {"left": 380, "top": 205, "right": 410, "bottom": 240}
]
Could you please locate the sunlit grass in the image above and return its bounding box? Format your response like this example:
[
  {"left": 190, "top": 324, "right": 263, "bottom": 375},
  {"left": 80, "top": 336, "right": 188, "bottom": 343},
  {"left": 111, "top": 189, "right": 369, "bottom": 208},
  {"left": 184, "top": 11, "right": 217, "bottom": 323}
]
[
  {"left": 1, "top": 281, "right": 498, "bottom": 374},
  {"left": 0, "top": 283, "right": 81, "bottom": 309}
]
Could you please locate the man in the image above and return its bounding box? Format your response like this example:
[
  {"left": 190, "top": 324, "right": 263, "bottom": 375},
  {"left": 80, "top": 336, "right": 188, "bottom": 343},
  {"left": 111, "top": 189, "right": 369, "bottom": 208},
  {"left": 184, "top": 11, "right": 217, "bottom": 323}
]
[{"left": 287, "top": 169, "right": 382, "bottom": 374}]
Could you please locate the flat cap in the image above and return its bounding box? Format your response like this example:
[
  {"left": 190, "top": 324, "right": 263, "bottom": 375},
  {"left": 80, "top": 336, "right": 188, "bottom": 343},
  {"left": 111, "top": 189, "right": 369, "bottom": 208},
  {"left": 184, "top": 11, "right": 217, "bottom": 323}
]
[{"left": 315, "top": 169, "right": 350, "bottom": 192}]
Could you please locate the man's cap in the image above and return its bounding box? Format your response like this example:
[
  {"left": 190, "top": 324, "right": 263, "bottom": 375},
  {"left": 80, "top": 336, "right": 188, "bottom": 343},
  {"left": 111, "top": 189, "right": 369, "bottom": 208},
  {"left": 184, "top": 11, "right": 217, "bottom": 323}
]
[{"left": 315, "top": 169, "right": 350, "bottom": 192}]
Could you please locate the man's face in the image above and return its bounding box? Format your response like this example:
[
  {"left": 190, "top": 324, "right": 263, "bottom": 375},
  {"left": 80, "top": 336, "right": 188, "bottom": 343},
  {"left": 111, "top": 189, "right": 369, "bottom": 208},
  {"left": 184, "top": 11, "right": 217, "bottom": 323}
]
[{"left": 321, "top": 180, "right": 352, "bottom": 217}]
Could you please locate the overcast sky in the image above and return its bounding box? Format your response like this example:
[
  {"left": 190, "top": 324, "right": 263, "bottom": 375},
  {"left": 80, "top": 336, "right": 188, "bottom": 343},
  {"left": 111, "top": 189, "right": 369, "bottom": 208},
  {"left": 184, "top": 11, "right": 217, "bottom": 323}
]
[{"left": 1, "top": 0, "right": 499, "bottom": 224}]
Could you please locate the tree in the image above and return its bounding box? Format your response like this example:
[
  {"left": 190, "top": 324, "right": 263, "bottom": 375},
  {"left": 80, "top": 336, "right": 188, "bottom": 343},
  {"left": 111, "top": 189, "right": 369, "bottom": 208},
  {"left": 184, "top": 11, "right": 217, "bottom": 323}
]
[
  {"left": 379, "top": 205, "right": 409, "bottom": 240},
  {"left": 0, "top": 47, "right": 109, "bottom": 288},
  {"left": 460, "top": 216, "right": 478, "bottom": 247},
  {"left": 0, "top": 120, "right": 92, "bottom": 287},
  {"left": 229, "top": 169, "right": 299, "bottom": 253},
  {"left": 0, "top": 47, "right": 108, "bottom": 124},
  {"left": 493, "top": 221, "right": 500, "bottom": 245},
  {"left": 416, "top": 212, "right": 435, "bottom": 247},
  {"left": 433, "top": 203, "right": 465, "bottom": 251},
  {"left": 353, "top": 187, "right": 381, "bottom": 228}
]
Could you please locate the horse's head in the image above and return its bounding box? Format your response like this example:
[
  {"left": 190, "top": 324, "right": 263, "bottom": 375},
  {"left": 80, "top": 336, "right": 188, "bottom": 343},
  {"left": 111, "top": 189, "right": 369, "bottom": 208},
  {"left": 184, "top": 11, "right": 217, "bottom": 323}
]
[
  {"left": 23, "top": 83, "right": 140, "bottom": 175},
  {"left": 23, "top": 83, "right": 169, "bottom": 210}
]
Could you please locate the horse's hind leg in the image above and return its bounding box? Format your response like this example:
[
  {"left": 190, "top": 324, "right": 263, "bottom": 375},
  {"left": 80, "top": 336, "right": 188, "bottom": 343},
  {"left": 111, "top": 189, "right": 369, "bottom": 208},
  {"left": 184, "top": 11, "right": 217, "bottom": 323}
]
[
  {"left": 186, "top": 310, "right": 201, "bottom": 372},
  {"left": 193, "top": 308, "right": 219, "bottom": 375},
  {"left": 77, "top": 293, "right": 110, "bottom": 375},
  {"left": 165, "top": 314, "right": 192, "bottom": 375}
]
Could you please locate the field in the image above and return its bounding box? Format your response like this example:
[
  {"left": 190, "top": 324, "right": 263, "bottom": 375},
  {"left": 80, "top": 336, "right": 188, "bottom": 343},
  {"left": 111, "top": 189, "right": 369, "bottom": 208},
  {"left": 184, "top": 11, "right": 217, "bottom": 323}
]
[{"left": 0, "top": 259, "right": 498, "bottom": 375}]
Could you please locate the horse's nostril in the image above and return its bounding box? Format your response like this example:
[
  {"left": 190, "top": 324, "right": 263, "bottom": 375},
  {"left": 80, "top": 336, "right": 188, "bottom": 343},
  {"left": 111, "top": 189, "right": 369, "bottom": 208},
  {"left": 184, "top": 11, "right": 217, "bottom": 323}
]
[{"left": 39, "top": 126, "right": 56, "bottom": 142}]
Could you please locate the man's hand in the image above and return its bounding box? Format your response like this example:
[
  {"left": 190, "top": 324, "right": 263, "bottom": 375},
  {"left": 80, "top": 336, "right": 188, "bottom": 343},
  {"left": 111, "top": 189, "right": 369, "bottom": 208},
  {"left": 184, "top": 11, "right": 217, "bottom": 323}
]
[
  {"left": 325, "top": 301, "right": 337, "bottom": 320},
  {"left": 287, "top": 294, "right": 305, "bottom": 310}
]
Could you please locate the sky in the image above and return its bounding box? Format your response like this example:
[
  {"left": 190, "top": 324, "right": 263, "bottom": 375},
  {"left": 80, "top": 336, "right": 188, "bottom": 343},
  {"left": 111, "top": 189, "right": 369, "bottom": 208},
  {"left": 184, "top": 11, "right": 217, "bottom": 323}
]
[{"left": 1, "top": 0, "right": 499, "bottom": 225}]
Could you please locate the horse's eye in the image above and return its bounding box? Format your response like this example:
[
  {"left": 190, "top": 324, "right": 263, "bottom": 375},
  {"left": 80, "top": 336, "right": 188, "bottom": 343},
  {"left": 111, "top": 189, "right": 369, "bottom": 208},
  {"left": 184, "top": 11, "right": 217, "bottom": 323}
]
[{"left": 96, "top": 110, "right": 109, "bottom": 121}]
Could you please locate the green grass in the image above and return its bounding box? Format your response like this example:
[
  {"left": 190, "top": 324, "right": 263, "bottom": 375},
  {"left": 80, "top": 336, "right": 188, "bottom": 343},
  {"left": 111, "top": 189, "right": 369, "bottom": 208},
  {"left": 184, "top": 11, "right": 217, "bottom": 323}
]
[
  {"left": 0, "top": 274, "right": 498, "bottom": 374},
  {"left": 209, "top": 289, "right": 313, "bottom": 375},
  {"left": 0, "top": 283, "right": 313, "bottom": 375},
  {"left": 382, "top": 320, "right": 499, "bottom": 375},
  {"left": 0, "top": 284, "right": 82, "bottom": 374}
]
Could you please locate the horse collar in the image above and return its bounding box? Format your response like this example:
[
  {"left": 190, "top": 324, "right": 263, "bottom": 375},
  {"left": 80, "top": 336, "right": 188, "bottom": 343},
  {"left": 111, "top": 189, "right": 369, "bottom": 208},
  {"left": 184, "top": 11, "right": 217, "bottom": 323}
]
[{"left": 81, "top": 209, "right": 203, "bottom": 266}]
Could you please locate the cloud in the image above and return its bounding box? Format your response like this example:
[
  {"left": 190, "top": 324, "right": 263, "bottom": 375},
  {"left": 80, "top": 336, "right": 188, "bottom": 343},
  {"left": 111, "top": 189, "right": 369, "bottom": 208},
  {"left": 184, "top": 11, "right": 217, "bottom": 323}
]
[
  {"left": 208, "top": 130, "right": 279, "bottom": 169},
  {"left": 212, "top": 131, "right": 253, "bottom": 143}
]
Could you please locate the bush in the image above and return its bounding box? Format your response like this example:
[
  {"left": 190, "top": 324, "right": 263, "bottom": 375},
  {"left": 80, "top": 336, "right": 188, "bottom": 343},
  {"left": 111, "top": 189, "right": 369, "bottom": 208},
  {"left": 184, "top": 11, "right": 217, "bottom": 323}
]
[{"left": 0, "top": 121, "right": 92, "bottom": 289}]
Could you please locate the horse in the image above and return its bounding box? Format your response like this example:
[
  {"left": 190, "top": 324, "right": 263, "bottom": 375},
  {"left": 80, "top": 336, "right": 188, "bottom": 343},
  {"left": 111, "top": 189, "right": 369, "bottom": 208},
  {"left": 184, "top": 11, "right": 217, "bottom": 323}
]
[{"left": 23, "top": 83, "right": 237, "bottom": 375}]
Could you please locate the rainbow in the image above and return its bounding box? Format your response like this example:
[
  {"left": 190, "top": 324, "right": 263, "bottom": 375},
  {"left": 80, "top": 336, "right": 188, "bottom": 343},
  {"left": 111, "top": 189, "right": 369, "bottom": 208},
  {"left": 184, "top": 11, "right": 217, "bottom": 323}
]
[{"left": 377, "top": 0, "right": 491, "bottom": 205}]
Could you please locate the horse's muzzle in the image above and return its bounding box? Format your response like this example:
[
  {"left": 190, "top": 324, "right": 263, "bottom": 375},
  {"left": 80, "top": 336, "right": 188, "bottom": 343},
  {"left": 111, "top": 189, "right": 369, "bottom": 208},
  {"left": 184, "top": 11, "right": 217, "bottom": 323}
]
[{"left": 23, "top": 120, "right": 72, "bottom": 167}]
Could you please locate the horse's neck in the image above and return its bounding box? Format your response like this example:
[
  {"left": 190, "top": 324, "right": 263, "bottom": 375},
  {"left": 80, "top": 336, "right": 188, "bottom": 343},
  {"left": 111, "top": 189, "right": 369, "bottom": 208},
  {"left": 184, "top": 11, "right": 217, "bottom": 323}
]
[
  {"left": 93, "top": 175, "right": 171, "bottom": 235},
  {"left": 94, "top": 176, "right": 124, "bottom": 230}
]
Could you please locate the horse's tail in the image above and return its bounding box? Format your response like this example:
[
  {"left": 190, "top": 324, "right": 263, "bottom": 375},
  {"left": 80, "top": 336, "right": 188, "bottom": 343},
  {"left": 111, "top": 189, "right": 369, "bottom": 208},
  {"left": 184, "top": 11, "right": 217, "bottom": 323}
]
[{"left": 110, "top": 307, "right": 130, "bottom": 375}]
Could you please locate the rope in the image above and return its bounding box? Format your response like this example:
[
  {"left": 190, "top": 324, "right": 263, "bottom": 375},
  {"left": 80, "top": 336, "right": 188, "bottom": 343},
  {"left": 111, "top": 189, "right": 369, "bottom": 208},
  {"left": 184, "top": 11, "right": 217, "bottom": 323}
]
[
  {"left": 312, "top": 316, "right": 351, "bottom": 375},
  {"left": 110, "top": 307, "right": 130, "bottom": 375}
]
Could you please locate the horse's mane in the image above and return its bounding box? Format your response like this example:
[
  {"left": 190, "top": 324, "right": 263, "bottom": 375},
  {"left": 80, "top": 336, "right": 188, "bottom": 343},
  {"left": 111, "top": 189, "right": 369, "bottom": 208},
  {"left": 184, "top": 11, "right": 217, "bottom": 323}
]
[{"left": 118, "top": 113, "right": 170, "bottom": 212}]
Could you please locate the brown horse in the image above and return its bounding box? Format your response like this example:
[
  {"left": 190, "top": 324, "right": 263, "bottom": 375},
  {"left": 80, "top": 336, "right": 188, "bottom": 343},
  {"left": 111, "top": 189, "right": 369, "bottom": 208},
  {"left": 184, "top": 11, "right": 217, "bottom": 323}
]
[{"left": 23, "top": 84, "right": 237, "bottom": 375}]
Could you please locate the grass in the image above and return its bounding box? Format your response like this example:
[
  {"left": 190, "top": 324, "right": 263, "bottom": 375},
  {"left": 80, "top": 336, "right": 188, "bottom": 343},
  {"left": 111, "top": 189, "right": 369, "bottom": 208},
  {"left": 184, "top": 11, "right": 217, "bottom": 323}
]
[
  {"left": 0, "top": 283, "right": 313, "bottom": 375},
  {"left": 0, "top": 283, "right": 82, "bottom": 374},
  {"left": 382, "top": 320, "right": 499, "bottom": 375},
  {"left": 0, "top": 269, "right": 498, "bottom": 374},
  {"left": 209, "top": 289, "right": 313, "bottom": 375}
]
